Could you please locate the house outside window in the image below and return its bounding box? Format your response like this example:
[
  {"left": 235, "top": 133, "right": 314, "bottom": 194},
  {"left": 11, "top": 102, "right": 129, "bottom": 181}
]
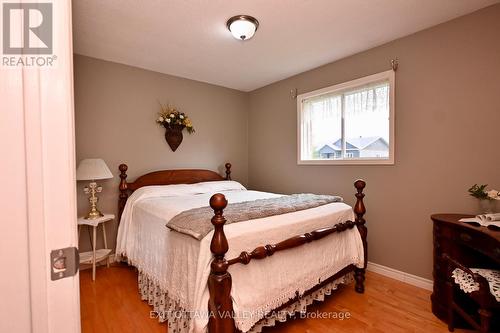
[{"left": 297, "top": 70, "right": 395, "bottom": 165}]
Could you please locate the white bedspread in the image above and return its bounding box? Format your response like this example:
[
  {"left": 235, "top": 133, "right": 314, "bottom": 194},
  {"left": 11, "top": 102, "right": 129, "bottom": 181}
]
[{"left": 116, "top": 181, "right": 364, "bottom": 332}]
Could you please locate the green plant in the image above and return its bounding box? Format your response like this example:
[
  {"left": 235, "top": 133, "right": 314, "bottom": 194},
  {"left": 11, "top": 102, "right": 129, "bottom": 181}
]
[{"left": 468, "top": 184, "right": 489, "bottom": 200}]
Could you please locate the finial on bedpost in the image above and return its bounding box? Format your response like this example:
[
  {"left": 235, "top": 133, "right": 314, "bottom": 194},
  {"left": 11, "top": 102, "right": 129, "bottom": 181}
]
[
  {"left": 225, "top": 163, "right": 232, "bottom": 180},
  {"left": 353, "top": 179, "right": 367, "bottom": 294},
  {"left": 354, "top": 179, "right": 366, "bottom": 225},
  {"left": 210, "top": 193, "right": 228, "bottom": 250},
  {"left": 208, "top": 194, "right": 236, "bottom": 333},
  {"left": 118, "top": 164, "right": 129, "bottom": 222}
]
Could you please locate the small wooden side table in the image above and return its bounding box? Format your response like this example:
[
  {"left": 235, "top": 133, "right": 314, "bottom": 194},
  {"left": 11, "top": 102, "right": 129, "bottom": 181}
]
[{"left": 78, "top": 214, "right": 114, "bottom": 281}]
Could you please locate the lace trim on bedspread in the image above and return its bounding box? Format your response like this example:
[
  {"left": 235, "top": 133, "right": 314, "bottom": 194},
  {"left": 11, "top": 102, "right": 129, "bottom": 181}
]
[
  {"left": 235, "top": 256, "right": 361, "bottom": 332},
  {"left": 118, "top": 252, "right": 190, "bottom": 310},
  {"left": 139, "top": 271, "right": 190, "bottom": 332},
  {"left": 451, "top": 268, "right": 500, "bottom": 302},
  {"left": 139, "top": 270, "right": 354, "bottom": 333},
  {"left": 247, "top": 273, "right": 353, "bottom": 333}
]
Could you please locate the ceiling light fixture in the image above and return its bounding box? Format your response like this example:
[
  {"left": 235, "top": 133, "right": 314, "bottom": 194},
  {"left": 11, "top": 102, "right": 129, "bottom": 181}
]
[{"left": 226, "top": 15, "right": 259, "bottom": 41}]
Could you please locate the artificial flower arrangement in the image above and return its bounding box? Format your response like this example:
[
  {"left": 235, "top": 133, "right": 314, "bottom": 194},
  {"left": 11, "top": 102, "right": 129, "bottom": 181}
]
[
  {"left": 156, "top": 104, "right": 195, "bottom": 151},
  {"left": 156, "top": 104, "right": 195, "bottom": 134},
  {"left": 468, "top": 184, "right": 500, "bottom": 201}
]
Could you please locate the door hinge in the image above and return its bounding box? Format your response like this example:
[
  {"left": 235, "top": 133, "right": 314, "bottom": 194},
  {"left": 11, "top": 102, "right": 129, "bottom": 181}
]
[{"left": 50, "top": 247, "right": 79, "bottom": 281}]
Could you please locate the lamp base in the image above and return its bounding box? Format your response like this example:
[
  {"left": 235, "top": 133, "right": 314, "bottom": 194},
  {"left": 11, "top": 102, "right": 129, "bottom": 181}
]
[
  {"left": 83, "top": 181, "right": 104, "bottom": 219},
  {"left": 84, "top": 209, "right": 104, "bottom": 220}
]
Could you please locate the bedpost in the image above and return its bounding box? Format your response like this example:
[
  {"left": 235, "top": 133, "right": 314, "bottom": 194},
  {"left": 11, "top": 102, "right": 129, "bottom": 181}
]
[
  {"left": 353, "top": 179, "right": 367, "bottom": 293},
  {"left": 118, "top": 164, "right": 129, "bottom": 222},
  {"left": 208, "top": 194, "right": 235, "bottom": 333},
  {"left": 225, "top": 163, "right": 232, "bottom": 180}
]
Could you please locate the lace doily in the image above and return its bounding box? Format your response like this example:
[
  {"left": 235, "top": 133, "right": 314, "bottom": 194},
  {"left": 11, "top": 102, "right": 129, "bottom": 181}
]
[{"left": 451, "top": 268, "right": 500, "bottom": 302}]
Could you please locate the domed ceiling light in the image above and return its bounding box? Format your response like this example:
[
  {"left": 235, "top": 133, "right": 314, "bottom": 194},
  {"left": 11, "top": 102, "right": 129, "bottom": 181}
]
[{"left": 226, "top": 15, "right": 259, "bottom": 41}]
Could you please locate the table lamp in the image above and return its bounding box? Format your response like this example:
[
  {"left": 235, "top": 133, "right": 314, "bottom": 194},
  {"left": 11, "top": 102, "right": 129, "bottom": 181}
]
[{"left": 76, "top": 158, "right": 113, "bottom": 219}]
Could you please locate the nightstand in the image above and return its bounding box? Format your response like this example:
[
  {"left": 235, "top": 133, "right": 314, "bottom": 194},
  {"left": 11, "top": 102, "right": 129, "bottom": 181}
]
[{"left": 78, "top": 214, "right": 114, "bottom": 281}]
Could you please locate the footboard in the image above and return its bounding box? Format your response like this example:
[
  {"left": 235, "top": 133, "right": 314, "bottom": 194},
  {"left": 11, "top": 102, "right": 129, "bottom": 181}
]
[{"left": 207, "top": 180, "right": 367, "bottom": 333}]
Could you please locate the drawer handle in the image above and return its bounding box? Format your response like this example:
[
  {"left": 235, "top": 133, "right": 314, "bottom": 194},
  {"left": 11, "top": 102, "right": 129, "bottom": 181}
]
[{"left": 460, "top": 233, "right": 472, "bottom": 242}]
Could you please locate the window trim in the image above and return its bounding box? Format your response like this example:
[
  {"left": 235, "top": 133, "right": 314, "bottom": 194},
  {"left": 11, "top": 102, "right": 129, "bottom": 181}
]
[{"left": 297, "top": 70, "right": 395, "bottom": 165}]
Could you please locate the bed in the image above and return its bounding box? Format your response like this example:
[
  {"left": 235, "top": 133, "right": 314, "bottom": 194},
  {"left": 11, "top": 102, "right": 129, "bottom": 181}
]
[{"left": 115, "top": 163, "right": 367, "bottom": 333}]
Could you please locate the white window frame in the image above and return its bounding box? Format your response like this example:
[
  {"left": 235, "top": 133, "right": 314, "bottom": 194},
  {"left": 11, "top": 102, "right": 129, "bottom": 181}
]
[{"left": 297, "top": 70, "right": 395, "bottom": 165}]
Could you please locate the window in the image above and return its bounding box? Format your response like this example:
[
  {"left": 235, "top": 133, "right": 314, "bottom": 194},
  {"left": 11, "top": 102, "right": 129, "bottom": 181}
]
[{"left": 297, "top": 70, "right": 395, "bottom": 165}]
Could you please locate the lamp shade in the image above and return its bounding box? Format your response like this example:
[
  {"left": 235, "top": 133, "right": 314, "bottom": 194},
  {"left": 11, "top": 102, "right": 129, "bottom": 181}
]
[{"left": 76, "top": 158, "right": 113, "bottom": 181}]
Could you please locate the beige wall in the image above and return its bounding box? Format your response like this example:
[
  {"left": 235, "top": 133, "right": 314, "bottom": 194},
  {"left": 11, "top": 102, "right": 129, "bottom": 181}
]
[
  {"left": 74, "top": 5, "right": 500, "bottom": 277},
  {"left": 74, "top": 55, "right": 249, "bottom": 251},
  {"left": 247, "top": 5, "right": 500, "bottom": 279}
]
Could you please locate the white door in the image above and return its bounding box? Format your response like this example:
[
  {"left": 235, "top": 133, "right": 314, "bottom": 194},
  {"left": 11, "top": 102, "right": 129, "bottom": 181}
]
[{"left": 0, "top": 1, "right": 80, "bottom": 332}]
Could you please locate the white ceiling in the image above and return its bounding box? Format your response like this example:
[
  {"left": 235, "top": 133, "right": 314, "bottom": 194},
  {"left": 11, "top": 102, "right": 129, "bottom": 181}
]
[{"left": 72, "top": 0, "right": 499, "bottom": 92}]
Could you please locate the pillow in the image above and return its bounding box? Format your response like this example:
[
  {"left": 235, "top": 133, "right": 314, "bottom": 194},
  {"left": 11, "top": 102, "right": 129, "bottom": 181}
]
[
  {"left": 194, "top": 180, "right": 247, "bottom": 193},
  {"left": 127, "top": 184, "right": 207, "bottom": 203},
  {"left": 127, "top": 181, "right": 246, "bottom": 203}
]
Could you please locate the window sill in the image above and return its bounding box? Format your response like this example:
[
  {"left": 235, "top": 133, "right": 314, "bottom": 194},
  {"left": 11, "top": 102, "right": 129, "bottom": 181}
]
[{"left": 298, "top": 158, "right": 394, "bottom": 166}]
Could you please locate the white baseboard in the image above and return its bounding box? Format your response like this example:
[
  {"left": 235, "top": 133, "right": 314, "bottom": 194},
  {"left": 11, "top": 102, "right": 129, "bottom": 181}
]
[{"left": 367, "top": 261, "right": 433, "bottom": 291}]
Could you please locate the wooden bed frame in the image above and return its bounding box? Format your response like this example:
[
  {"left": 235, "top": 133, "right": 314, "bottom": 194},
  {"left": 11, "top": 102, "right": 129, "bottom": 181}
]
[{"left": 117, "top": 162, "right": 367, "bottom": 333}]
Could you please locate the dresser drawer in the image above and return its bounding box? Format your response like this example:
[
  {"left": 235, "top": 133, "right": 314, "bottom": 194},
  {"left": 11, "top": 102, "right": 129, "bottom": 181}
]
[{"left": 452, "top": 227, "right": 500, "bottom": 262}]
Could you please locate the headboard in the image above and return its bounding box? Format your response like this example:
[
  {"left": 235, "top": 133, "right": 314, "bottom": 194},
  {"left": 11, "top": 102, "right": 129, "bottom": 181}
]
[{"left": 117, "top": 163, "right": 232, "bottom": 221}]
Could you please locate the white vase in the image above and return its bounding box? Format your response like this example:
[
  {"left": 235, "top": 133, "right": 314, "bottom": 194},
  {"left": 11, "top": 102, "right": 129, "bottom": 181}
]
[{"left": 479, "top": 199, "right": 497, "bottom": 214}]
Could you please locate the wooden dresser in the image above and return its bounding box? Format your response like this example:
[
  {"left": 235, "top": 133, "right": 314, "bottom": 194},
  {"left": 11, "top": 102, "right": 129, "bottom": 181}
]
[{"left": 431, "top": 214, "right": 500, "bottom": 322}]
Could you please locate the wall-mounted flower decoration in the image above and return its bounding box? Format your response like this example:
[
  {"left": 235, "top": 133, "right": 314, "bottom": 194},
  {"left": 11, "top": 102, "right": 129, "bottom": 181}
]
[{"left": 156, "top": 104, "right": 195, "bottom": 151}]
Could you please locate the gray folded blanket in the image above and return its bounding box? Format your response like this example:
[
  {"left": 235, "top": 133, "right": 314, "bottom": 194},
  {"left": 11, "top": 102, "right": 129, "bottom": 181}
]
[{"left": 166, "top": 193, "right": 343, "bottom": 240}]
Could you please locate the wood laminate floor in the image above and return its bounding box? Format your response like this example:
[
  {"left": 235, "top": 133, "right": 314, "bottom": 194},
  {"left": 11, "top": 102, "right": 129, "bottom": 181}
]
[{"left": 80, "top": 264, "right": 468, "bottom": 333}]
